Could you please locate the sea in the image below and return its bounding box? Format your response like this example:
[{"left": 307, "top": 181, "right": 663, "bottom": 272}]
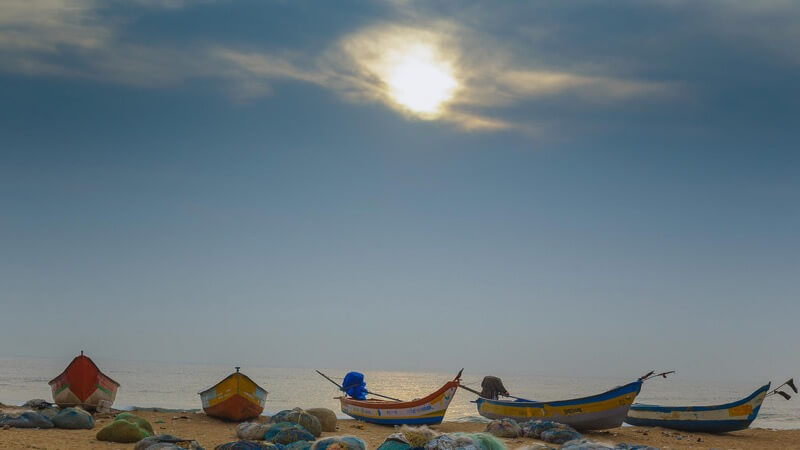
[{"left": 1, "top": 357, "right": 797, "bottom": 430}]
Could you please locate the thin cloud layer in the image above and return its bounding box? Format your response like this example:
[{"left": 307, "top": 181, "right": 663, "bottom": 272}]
[{"left": 1, "top": 0, "right": 798, "bottom": 133}]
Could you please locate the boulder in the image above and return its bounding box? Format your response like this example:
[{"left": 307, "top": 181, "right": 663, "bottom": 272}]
[
  {"left": 53, "top": 407, "right": 94, "bottom": 429},
  {"left": 485, "top": 419, "right": 521, "bottom": 438},
  {"left": 96, "top": 418, "right": 153, "bottom": 443},
  {"left": 236, "top": 422, "right": 271, "bottom": 440},
  {"left": 134, "top": 434, "right": 204, "bottom": 450},
  {"left": 305, "top": 408, "right": 337, "bottom": 432},
  {"left": 0, "top": 411, "right": 54, "bottom": 428},
  {"left": 310, "top": 436, "right": 366, "bottom": 450}
]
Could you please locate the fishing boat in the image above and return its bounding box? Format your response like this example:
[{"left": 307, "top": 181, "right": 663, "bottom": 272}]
[
  {"left": 472, "top": 379, "right": 643, "bottom": 430},
  {"left": 336, "top": 371, "right": 461, "bottom": 425},
  {"left": 48, "top": 351, "right": 120, "bottom": 410},
  {"left": 199, "top": 367, "right": 268, "bottom": 421},
  {"left": 624, "top": 383, "right": 772, "bottom": 432}
]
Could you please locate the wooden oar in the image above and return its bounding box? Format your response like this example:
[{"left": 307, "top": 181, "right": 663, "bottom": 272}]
[{"left": 315, "top": 370, "right": 404, "bottom": 402}]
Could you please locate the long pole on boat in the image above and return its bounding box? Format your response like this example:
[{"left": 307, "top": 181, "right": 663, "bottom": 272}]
[{"left": 315, "top": 370, "right": 404, "bottom": 402}]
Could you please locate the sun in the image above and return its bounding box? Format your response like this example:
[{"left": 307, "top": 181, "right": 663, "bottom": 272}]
[{"left": 383, "top": 45, "right": 458, "bottom": 117}]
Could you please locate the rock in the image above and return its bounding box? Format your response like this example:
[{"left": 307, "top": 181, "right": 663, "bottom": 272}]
[
  {"left": 0, "top": 411, "right": 54, "bottom": 429},
  {"left": 96, "top": 417, "right": 152, "bottom": 443},
  {"left": 215, "top": 442, "right": 285, "bottom": 450},
  {"left": 134, "top": 433, "right": 204, "bottom": 450},
  {"left": 485, "top": 419, "right": 522, "bottom": 438},
  {"left": 115, "top": 412, "right": 155, "bottom": 434},
  {"left": 270, "top": 408, "right": 321, "bottom": 437},
  {"left": 53, "top": 407, "right": 94, "bottom": 429},
  {"left": 305, "top": 408, "right": 337, "bottom": 432},
  {"left": 236, "top": 422, "right": 270, "bottom": 440},
  {"left": 311, "top": 436, "right": 366, "bottom": 450}
]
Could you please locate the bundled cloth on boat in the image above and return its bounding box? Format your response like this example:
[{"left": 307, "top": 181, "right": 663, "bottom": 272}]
[
  {"left": 480, "top": 377, "right": 509, "bottom": 400},
  {"left": 342, "top": 372, "right": 368, "bottom": 400}
]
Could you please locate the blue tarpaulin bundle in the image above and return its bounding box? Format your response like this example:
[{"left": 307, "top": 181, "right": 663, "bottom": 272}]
[{"left": 342, "top": 372, "right": 368, "bottom": 400}]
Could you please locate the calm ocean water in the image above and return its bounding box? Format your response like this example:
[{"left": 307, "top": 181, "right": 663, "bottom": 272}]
[{"left": 1, "top": 357, "right": 797, "bottom": 429}]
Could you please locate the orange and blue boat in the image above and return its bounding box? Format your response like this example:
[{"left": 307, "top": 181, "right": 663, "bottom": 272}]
[
  {"left": 48, "top": 351, "right": 120, "bottom": 410},
  {"left": 338, "top": 372, "right": 461, "bottom": 426},
  {"left": 200, "top": 367, "right": 268, "bottom": 421}
]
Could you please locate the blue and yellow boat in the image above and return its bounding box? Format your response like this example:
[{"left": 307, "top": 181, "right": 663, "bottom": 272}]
[
  {"left": 474, "top": 380, "right": 643, "bottom": 430},
  {"left": 624, "top": 383, "right": 771, "bottom": 432}
]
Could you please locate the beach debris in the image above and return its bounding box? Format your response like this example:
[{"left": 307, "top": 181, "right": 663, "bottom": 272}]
[
  {"left": 306, "top": 407, "right": 337, "bottom": 432},
  {"left": 486, "top": 418, "right": 522, "bottom": 438},
  {"left": 0, "top": 411, "right": 55, "bottom": 429},
  {"left": 135, "top": 433, "right": 204, "bottom": 450},
  {"left": 310, "top": 436, "right": 366, "bottom": 450},
  {"left": 22, "top": 399, "right": 53, "bottom": 410},
  {"left": 96, "top": 413, "right": 154, "bottom": 443},
  {"left": 270, "top": 408, "right": 322, "bottom": 437},
  {"left": 52, "top": 407, "right": 95, "bottom": 429},
  {"left": 215, "top": 442, "right": 285, "bottom": 450},
  {"left": 237, "top": 422, "right": 272, "bottom": 440}
]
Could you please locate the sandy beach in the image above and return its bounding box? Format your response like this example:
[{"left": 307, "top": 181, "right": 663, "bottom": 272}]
[{"left": 1, "top": 408, "right": 798, "bottom": 450}]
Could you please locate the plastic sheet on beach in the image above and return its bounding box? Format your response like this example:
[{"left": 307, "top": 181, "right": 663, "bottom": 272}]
[
  {"left": 52, "top": 407, "right": 94, "bottom": 430},
  {"left": 485, "top": 419, "right": 522, "bottom": 438},
  {"left": 311, "top": 436, "right": 366, "bottom": 450},
  {"left": 0, "top": 411, "right": 54, "bottom": 429}
]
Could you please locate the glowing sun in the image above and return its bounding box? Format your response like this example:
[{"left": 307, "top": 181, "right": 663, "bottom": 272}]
[{"left": 383, "top": 45, "right": 458, "bottom": 117}]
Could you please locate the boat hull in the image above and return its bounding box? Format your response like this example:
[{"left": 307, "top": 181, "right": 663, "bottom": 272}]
[
  {"left": 340, "top": 381, "right": 459, "bottom": 426},
  {"left": 476, "top": 381, "right": 642, "bottom": 431},
  {"left": 200, "top": 372, "right": 267, "bottom": 421},
  {"left": 48, "top": 354, "right": 119, "bottom": 410},
  {"left": 624, "top": 383, "right": 770, "bottom": 433}
]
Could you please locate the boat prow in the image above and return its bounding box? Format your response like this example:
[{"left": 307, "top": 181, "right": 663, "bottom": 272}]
[
  {"left": 200, "top": 367, "right": 268, "bottom": 422},
  {"left": 48, "top": 351, "right": 120, "bottom": 411},
  {"left": 625, "top": 383, "right": 771, "bottom": 432}
]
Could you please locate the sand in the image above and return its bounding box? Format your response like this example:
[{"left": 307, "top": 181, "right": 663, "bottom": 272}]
[{"left": 1, "top": 408, "right": 799, "bottom": 449}]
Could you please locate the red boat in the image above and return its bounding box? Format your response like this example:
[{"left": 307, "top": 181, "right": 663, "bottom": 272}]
[{"left": 49, "top": 351, "right": 120, "bottom": 410}]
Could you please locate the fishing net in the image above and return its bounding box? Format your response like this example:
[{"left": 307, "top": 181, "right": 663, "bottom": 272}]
[
  {"left": 462, "top": 433, "right": 506, "bottom": 450},
  {"left": 53, "top": 407, "right": 95, "bottom": 430},
  {"left": 237, "top": 422, "right": 271, "bottom": 440},
  {"left": 306, "top": 408, "right": 337, "bottom": 432},
  {"left": 115, "top": 412, "right": 154, "bottom": 434},
  {"left": 96, "top": 418, "right": 153, "bottom": 443},
  {"left": 272, "top": 424, "right": 316, "bottom": 445},
  {"left": 134, "top": 434, "right": 203, "bottom": 450},
  {"left": 480, "top": 377, "right": 509, "bottom": 399},
  {"left": 342, "top": 372, "right": 368, "bottom": 400},
  {"left": 519, "top": 420, "right": 576, "bottom": 439},
  {"left": 540, "top": 429, "right": 582, "bottom": 445},
  {"left": 311, "top": 436, "right": 366, "bottom": 450},
  {"left": 485, "top": 419, "right": 522, "bottom": 438},
  {"left": 0, "top": 411, "right": 54, "bottom": 429},
  {"left": 215, "top": 441, "right": 285, "bottom": 450},
  {"left": 424, "top": 434, "right": 480, "bottom": 450},
  {"left": 285, "top": 441, "right": 314, "bottom": 450},
  {"left": 399, "top": 425, "right": 437, "bottom": 447}
]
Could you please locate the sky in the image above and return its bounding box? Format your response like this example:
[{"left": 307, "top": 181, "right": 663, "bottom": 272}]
[{"left": 0, "top": 0, "right": 798, "bottom": 382}]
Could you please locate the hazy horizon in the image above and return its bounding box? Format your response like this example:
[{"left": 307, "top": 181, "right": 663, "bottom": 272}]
[{"left": 1, "top": 1, "right": 798, "bottom": 383}]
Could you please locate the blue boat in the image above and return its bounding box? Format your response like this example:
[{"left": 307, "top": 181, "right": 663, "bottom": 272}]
[
  {"left": 625, "top": 383, "right": 770, "bottom": 433},
  {"left": 475, "top": 380, "right": 643, "bottom": 431}
]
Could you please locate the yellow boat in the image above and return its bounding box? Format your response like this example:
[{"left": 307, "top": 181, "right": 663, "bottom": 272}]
[{"left": 199, "top": 367, "right": 268, "bottom": 421}]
